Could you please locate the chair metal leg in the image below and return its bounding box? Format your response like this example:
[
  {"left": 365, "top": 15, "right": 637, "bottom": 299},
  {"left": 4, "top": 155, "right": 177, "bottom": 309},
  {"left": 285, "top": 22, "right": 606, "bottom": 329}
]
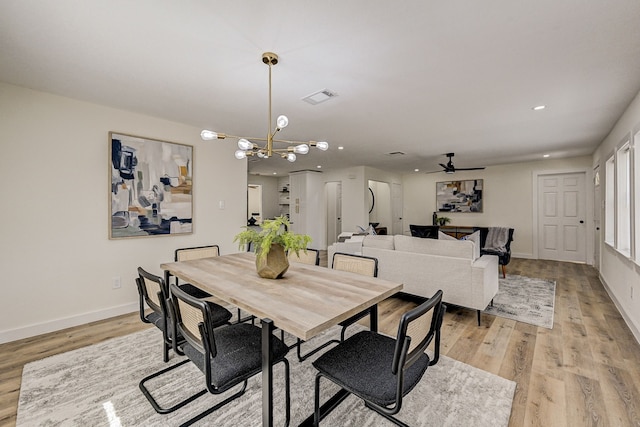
[
  {"left": 139, "top": 359, "right": 208, "bottom": 414},
  {"left": 296, "top": 337, "right": 339, "bottom": 362},
  {"left": 307, "top": 373, "right": 351, "bottom": 426},
  {"left": 364, "top": 402, "right": 410, "bottom": 427}
]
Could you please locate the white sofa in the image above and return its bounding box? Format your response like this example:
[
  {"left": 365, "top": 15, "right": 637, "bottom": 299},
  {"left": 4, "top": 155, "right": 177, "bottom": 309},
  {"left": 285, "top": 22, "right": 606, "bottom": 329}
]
[{"left": 328, "top": 234, "right": 499, "bottom": 319}]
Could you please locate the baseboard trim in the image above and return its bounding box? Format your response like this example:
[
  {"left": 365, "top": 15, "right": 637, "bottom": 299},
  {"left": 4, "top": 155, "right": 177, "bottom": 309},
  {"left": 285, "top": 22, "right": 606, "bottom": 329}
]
[
  {"left": 512, "top": 252, "right": 535, "bottom": 259},
  {"left": 0, "top": 302, "right": 138, "bottom": 344},
  {"left": 599, "top": 273, "right": 640, "bottom": 345}
]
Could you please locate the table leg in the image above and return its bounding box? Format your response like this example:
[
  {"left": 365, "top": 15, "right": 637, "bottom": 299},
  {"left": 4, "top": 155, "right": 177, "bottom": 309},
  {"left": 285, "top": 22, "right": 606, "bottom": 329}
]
[
  {"left": 369, "top": 304, "right": 378, "bottom": 332},
  {"left": 261, "top": 318, "right": 274, "bottom": 427}
]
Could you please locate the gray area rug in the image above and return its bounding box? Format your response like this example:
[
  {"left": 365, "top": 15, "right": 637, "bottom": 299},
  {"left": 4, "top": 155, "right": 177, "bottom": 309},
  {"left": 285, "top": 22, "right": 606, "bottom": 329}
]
[
  {"left": 17, "top": 325, "right": 515, "bottom": 426},
  {"left": 483, "top": 274, "right": 556, "bottom": 329}
]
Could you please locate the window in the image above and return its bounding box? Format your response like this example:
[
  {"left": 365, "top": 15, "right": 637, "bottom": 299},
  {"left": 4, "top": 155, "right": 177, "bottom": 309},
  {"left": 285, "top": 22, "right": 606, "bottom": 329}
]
[
  {"left": 605, "top": 155, "right": 615, "bottom": 246},
  {"left": 616, "top": 141, "right": 631, "bottom": 256}
]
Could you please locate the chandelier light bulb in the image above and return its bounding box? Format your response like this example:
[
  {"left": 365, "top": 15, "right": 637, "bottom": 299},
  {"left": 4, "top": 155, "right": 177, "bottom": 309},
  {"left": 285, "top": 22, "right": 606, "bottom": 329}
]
[
  {"left": 315, "top": 141, "right": 329, "bottom": 151},
  {"left": 286, "top": 153, "right": 297, "bottom": 162},
  {"left": 293, "top": 144, "right": 309, "bottom": 154},
  {"left": 237, "top": 138, "right": 253, "bottom": 150},
  {"left": 201, "top": 130, "right": 218, "bottom": 140},
  {"left": 276, "top": 115, "right": 289, "bottom": 129},
  {"left": 257, "top": 151, "right": 266, "bottom": 158},
  {"left": 234, "top": 150, "right": 247, "bottom": 160}
]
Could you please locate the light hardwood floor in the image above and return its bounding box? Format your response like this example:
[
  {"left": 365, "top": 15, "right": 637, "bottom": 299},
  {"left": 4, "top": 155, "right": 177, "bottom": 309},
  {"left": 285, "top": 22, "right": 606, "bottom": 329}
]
[{"left": 1, "top": 258, "right": 639, "bottom": 426}]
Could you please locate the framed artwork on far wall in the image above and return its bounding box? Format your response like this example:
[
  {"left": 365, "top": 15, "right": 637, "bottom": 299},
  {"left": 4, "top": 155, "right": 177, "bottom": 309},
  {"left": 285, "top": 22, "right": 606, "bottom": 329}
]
[
  {"left": 109, "top": 132, "right": 193, "bottom": 239},
  {"left": 436, "top": 179, "right": 483, "bottom": 213}
]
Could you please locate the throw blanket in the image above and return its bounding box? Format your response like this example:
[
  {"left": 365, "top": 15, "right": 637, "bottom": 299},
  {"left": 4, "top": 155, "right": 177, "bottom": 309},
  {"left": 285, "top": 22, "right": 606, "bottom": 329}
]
[{"left": 485, "top": 227, "right": 509, "bottom": 252}]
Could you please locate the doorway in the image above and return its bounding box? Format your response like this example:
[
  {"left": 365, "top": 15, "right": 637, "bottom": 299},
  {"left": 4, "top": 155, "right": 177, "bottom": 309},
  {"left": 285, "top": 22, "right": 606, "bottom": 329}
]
[
  {"left": 326, "top": 182, "right": 342, "bottom": 245},
  {"left": 247, "top": 184, "right": 262, "bottom": 224},
  {"left": 536, "top": 172, "right": 587, "bottom": 262},
  {"left": 593, "top": 166, "right": 601, "bottom": 270}
]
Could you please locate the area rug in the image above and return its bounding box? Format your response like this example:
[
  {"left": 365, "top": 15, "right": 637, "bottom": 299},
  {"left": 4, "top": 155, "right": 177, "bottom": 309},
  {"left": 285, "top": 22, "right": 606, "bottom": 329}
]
[
  {"left": 483, "top": 274, "right": 556, "bottom": 329},
  {"left": 17, "top": 325, "right": 515, "bottom": 426}
]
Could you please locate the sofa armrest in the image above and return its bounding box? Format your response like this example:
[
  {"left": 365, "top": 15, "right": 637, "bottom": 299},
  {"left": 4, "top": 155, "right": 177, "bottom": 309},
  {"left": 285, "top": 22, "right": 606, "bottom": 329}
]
[{"left": 472, "top": 254, "right": 499, "bottom": 308}]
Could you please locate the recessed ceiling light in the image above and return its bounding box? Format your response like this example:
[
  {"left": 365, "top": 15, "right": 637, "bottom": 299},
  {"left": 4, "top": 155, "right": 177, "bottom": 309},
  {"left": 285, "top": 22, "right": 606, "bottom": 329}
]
[
  {"left": 317, "top": 165, "right": 322, "bottom": 169},
  {"left": 543, "top": 154, "right": 550, "bottom": 158},
  {"left": 532, "top": 105, "right": 546, "bottom": 111},
  {"left": 414, "top": 169, "right": 420, "bottom": 172},
  {"left": 338, "top": 146, "right": 344, "bottom": 150},
  {"left": 273, "top": 172, "right": 277, "bottom": 174}
]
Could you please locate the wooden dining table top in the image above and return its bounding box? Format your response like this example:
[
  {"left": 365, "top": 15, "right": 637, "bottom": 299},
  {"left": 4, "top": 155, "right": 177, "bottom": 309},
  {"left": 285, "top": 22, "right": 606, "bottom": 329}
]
[{"left": 161, "top": 252, "right": 403, "bottom": 341}]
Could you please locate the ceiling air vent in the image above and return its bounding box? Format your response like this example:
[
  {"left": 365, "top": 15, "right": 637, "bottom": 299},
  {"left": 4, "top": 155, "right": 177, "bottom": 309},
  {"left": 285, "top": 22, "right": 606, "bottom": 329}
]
[
  {"left": 302, "top": 89, "right": 338, "bottom": 105},
  {"left": 386, "top": 151, "right": 406, "bottom": 156}
]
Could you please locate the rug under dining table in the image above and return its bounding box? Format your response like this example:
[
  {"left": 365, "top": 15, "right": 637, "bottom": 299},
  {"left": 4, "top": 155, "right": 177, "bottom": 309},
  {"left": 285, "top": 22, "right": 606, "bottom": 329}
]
[{"left": 17, "top": 325, "right": 515, "bottom": 426}]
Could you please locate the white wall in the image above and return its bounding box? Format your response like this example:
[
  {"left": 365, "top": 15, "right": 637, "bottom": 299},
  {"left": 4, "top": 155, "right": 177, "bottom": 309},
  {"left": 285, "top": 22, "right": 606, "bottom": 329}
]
[
  {"left": 0, "top": 83, "right": 247, "bottom": 342},
  {"left": 592, "top": 88, "right": 640, "bottom": 342},
  {"left": 402, "top": 156, "right": 593, "bottom": 258}
]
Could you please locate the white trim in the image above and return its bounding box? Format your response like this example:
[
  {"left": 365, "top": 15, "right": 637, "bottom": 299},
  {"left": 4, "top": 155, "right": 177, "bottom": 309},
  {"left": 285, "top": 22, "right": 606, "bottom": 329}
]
[
  {"left": 599, "top": 272, "right": 640, "bottom": 345},
  {"left": 0, "top": 302, "right": 138, "bottom": 344},
  {"left": 532, "top": 168, "right": 593, "bottom": 264}
]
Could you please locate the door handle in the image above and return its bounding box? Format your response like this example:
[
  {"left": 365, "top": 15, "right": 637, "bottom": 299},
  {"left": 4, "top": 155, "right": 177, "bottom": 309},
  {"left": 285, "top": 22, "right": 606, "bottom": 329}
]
[{"left": 579, "top": 220, "right": 584, "bottom": 224}]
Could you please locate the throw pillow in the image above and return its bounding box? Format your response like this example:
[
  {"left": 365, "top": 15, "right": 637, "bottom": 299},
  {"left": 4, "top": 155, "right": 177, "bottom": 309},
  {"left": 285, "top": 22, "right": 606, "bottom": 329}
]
[
  {"left": 461, "top": 230, "right": 481, "bottom": 260},
  {"left": 438, "top": 231, "right": 457, "bottom": 240}
]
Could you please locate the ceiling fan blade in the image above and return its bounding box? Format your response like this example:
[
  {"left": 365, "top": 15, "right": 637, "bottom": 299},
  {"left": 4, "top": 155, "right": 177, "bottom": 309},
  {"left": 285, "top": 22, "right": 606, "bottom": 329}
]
[
  {"left": 438, "top": 163, "right": 448, "bottom": 169},
  {"left": 455, "top": 167, "right": 486, "bottom": 171}
]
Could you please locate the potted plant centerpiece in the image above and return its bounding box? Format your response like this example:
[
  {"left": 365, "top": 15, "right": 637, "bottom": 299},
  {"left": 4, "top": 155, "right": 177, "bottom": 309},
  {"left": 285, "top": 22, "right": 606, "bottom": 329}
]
[{"left": 234, "top": 215, "right": 311, "bottom": 279}]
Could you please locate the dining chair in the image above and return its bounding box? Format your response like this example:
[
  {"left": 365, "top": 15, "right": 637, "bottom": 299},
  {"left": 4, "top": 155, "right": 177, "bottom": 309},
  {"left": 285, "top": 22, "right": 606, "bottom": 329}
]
[
  {"left": 136, "top": 267, "right": 233, "bottom": 363},
  {"left": 151, "top": 282, "right": 291, "bottom": 426},
  {"left": 312, "top": 290, "right": 445, "bottom": 426},
  {"left": 296, "top": 252, "right": 378, "bottom": 362},
  {"left": 287, "top": 248, "right": 320, "bottom": 266},
  {"left": 174, "top": 244, "right": 252, "bottom": 324}
]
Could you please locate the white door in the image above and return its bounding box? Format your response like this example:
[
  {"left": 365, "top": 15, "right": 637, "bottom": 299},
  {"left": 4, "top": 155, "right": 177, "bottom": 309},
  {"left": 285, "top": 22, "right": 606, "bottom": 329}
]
[
  {"left": 391, "top": 183, "right": 403, "bottom": 235},
  {"left": 325, "top": 182, "right": 342, "bottom": 245},
  {"left": 537, "top": 172, "right": 587, "bottom": 262}
]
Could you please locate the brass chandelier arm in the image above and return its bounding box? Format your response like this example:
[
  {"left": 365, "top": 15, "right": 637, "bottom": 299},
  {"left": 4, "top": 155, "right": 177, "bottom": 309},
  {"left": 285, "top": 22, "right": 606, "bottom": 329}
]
[{"left": 201, "top": 51, "right": 328, "bottom": 162}]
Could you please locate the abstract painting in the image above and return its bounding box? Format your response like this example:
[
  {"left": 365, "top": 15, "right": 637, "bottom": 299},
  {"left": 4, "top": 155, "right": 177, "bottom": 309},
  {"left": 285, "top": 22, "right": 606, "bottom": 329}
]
[
  {"left": 109, "top": 132, "right": 193, "bottom": 238},
  {"left": 436, "top": 179, "right": 483, "bottom": 213}
]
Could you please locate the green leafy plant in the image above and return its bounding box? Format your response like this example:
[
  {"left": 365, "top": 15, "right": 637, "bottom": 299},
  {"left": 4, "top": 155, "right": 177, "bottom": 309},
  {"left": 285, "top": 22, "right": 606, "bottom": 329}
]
[
  {"left": 436, "top": 216, "right": 451, "bottom": 226},
  {"left": 234, "top": 216, "right": 311, "bottom": 261}
]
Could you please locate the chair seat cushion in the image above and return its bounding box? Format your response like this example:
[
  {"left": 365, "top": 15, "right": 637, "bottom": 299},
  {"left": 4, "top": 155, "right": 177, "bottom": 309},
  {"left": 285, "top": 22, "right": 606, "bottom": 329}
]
[
  {"left": 183, "top": 323, "right": 289, "bottom": 391},
  {"left": 179, "top": 283, "right": 212, "bottom": 299},
  {"left": 313, "top": 330, "right": 430, "bottom": 406}
]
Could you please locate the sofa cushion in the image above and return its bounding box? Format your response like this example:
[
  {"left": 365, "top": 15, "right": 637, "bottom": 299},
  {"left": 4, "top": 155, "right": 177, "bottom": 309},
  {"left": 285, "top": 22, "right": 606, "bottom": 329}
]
[
  {"left": 438, "top": 231, "right": 457, "bottom": 240},
  {"left": 393, "top": 234, "right": 475, "bottom": 260},
  {"left": 362, "top": 235, "right": 395, "bottom": 250}
]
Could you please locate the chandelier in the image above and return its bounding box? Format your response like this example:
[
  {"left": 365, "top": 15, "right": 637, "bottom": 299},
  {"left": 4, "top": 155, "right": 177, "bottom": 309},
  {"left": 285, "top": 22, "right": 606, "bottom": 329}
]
[{"left": 200, "top": 52, "right": 329, "bottom": 162}]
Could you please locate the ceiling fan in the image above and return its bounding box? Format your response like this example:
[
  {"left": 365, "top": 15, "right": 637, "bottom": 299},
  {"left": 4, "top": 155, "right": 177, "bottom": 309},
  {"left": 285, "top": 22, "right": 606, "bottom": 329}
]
[{"left": 433, "top": 153, "right": 486, "bottom": 174}]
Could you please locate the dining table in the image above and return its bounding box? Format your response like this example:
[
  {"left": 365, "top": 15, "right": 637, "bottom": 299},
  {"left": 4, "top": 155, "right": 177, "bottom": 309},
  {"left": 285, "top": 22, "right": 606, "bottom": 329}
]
[{"left": 161, "top": 251, "right": 403, "bottom": 427}]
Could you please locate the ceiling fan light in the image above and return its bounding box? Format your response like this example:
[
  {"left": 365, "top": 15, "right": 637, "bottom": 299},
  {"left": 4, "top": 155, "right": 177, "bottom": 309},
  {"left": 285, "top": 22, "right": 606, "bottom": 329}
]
[
  {"left": 234, "top": 150, "right": 247, "bottom": 160},
  {"left": 276, "top": 115, "right": 289, "bottom": 129},
  {"left": 286, "top": 153, "right": 296, "bottom": 162},
  {"left": 201, "top": 130, "right": 218, "bottom": 140},
  {"left": 293, "top": 144, "right": 309, "bottom": 154},
  {"left": 237, "top": 138, "right": 253, "bottom": 150}
]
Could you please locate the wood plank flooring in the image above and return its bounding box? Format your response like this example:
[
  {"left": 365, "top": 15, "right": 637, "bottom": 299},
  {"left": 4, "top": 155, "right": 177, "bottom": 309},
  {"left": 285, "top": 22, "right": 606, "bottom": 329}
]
[{"left": 1, "top": 257, "right": 639, "bottom": 426}]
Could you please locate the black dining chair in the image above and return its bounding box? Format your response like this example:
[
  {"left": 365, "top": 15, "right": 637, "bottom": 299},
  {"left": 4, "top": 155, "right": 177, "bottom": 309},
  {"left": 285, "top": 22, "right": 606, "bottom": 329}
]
[
  {"left": 296, "top": 252, "right": 379, "bottom": 362},
  {"left": 153, "top": 282, "right": 292, "bottom": 426},
  {"left": 136, "top": 267, "right": 233, "bottom": 362},
  {"left": 312, "top": 290, "right": 445, "bottom": 426}
]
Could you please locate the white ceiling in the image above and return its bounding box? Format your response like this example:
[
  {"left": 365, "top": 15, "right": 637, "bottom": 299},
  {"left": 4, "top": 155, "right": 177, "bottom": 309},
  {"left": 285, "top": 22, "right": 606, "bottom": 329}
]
[{"left": 2, "top": 1, "right": 640, "bottom": 176}]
